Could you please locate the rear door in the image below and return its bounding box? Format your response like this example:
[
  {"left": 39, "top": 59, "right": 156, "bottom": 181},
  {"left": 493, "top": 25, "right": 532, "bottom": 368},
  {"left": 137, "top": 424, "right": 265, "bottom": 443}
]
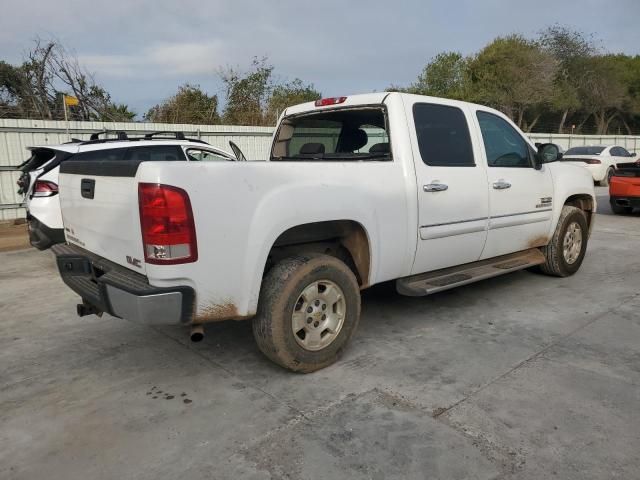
[
  {"left": 473, "top": 110, "right": 553, "bottom": 259},
  {"left": 405, "top": 99, "right": 489, "bottom": 274}
]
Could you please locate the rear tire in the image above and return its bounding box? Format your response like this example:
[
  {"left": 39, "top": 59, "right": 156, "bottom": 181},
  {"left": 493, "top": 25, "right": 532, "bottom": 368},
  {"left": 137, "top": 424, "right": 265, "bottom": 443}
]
[
  {"left": 252, "top": 254, "right": 361, "bottom": 373},
  {"left": 539, "top": 206, "right": 588, "bottom": 277},
  {"left": 600, "top": 167, "right": 614, "bottom": 187}
]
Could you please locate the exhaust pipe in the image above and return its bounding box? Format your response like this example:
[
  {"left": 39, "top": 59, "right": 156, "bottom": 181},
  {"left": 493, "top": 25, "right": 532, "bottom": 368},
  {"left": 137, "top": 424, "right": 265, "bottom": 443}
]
[{"left": 190, "top": 324, "right": 204, "bottom": 342}]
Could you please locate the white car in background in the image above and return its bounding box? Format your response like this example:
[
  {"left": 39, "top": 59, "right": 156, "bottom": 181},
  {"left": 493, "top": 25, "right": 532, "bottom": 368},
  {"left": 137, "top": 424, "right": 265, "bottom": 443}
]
[
  {"left": 17, "top": 131, "right": 237, "bottom": 250},
  {"left": 561, "top": 145, "right": 637, "bottom": 186}
]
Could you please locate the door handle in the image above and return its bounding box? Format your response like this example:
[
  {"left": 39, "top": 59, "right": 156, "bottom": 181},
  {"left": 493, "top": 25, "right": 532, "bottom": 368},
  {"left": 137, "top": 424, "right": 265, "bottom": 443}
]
[
  {"left": 424, "top": 182, "right": 448, "bottom": 192},
  {"left": 81, "top": 178, "right": 95, "bottom": 199},
  {"left": 492, "top": 180, "right": 511, "bottom": 190}
]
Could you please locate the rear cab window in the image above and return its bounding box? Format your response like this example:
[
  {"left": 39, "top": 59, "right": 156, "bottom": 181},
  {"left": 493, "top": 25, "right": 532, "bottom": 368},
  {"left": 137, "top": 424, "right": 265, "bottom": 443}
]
[
  {"left": 413, "top": 103, "right": 475, "bottom": 167},
  {"left": 271, "top": 107, "right": 391, "bottom": 161}
]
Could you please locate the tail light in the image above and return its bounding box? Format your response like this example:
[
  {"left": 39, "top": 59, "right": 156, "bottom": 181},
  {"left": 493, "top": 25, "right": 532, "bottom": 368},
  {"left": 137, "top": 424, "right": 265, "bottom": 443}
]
[
  {"left": 315, "top": 97, "right": 347, "bottom": 107},
  {"left": 138, "top": 183, "right": 198, "bottom": 265},
  {"left": 585, "top": 159, "right": 601, "bottom": 164},
  {"left": 32, "top": 180, "right": 59, "bottom": 197}
]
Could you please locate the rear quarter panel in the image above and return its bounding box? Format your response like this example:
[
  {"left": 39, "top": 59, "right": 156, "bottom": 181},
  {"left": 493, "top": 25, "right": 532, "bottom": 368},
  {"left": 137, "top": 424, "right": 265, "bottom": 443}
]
[{"left": 137, "top": 157, "right": 416, "bottom": 321}]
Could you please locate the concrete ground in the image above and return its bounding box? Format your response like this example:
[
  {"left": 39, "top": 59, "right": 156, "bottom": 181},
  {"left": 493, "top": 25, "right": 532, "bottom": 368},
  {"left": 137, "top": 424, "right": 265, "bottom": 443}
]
[{"left": 1, "top": 187, "right": 639, "bottom": 480}]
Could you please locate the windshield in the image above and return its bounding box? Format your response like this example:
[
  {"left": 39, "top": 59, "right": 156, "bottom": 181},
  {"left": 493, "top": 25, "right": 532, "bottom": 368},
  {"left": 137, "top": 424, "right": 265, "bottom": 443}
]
[
  {"left": 271, "top": 107, "right": 390, "bottom": 161},
  {"left": 564, "top": 146, "right": 605, "bottom": 156}
]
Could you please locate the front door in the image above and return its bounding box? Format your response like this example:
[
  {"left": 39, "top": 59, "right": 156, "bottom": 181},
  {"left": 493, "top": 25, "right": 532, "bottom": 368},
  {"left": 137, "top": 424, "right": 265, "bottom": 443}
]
[
  {"left": 473, "top": 110, "right": 554, "bottom": 259},
  {"left": 406, "top": 99, "right": 490, "bottom": 274}
]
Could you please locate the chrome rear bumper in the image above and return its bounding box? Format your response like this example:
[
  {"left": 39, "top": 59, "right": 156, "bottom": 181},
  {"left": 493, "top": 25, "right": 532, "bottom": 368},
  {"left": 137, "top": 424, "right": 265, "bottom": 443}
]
[{"left": 52, "top": 243, "right": 194, "bottom": 325}]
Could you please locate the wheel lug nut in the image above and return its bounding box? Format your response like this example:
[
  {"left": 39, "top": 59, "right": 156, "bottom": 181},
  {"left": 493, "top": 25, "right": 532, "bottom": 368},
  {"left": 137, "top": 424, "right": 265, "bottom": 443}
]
[
  {"left": 322, "top": 304, "right": 327, "bottom": 310},
  {"left": 307, "top": 317, "right": 312, "bottom": 324},
  {"left": 307, "top": 307, "right": 313, "bottom": 313},
  {"left": 313, "top": 321, "right": 319, "bottom": 327},
  {"left": 315, "top": 300, "right": 320, "bottom": 306},
  {"left": 322, "top": 314, "right": 326, "bottom": 320}
]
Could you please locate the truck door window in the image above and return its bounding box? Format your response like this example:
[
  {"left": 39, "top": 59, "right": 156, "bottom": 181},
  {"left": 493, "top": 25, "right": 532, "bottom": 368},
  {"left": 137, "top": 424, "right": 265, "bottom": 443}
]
[
  {"left": 413, "top": 103, "right": 474, "bottom": 167},
  {"left": 271, "top": 107, "right": 390, "bottom": 161},
  {"left": 476, "top": 111, "right": 531, "bottom": 168}
]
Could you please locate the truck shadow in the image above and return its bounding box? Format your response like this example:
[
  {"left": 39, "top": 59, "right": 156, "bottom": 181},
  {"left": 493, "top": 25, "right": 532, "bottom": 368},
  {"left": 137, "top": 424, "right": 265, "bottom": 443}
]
[{"left": 174, "top": 270, "right": 538, "bottom": 375}]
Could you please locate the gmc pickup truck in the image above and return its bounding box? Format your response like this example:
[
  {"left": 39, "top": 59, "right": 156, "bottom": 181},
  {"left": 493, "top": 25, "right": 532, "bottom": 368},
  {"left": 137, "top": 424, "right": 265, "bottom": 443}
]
[{"left": 52, "top": 93, "right": 596, "bottom": 372}]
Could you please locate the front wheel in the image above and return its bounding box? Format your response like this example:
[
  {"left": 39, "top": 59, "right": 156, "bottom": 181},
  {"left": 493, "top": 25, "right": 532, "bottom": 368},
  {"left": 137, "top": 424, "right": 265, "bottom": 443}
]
[
  {"left": 539, "top": 206, "right": 589, "bottom": 277},
  {"left": 252, "top": 254, "right": 361, "bottom": 373}
]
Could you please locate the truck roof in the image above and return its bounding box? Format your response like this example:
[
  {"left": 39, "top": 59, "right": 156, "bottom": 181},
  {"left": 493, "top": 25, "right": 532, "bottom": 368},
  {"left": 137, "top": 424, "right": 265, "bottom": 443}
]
[{"left": 282, "top": 91, "right": 504, "bottom": 119}]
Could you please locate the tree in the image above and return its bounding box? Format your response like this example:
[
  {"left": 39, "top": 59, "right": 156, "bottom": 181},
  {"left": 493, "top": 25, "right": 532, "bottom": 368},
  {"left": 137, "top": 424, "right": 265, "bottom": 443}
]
[
  {"left": 145, "top": 84, "right": 219, "bottom": 124},
  {"left": 616, "top": 55, "right": 640, "bottom": 134},
  {"left": 468, "top": 35, "right": 557, "bottom": 131},
  {"left": 578, "top": 55, "right": 628, "bottom": 134},
  {"left": 405, "top": 52, "right": 470, "bottom": 100},
  {"left": 264, "top": 78, "right": 321, "bottom": 123},
  {"left": 0, "top": 61, "right": 24, "bottom": 117},
  {"left": 0, "top": 39, "right": 135, "bottom": 121},
  {"left": 220, "top": 57, "right": 273, "bottom": 126},
  {"left": 539, "top": 25, "right": 597, "bottom": 132}
]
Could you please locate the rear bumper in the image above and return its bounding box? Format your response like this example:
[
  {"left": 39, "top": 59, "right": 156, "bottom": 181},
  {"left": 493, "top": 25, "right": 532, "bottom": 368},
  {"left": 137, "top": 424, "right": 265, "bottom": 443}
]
[
  {"left": 610, "top": 196, "right": 640, "bottom": 209},
  {"left": 27, "top": 213, "right": 64, "bottom": 250},
  {"left": 52, "top": 243, "right": 195, "bottom": 325}
]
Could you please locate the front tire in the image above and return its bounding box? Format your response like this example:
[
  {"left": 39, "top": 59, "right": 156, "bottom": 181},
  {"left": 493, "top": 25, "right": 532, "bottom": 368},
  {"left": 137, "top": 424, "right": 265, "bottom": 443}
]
[
  {"left": 252, "top": 254, "right": 361, "bottom": 373},
  {"left": 539, "top": 206, "right": 589, "bottom": 277}
]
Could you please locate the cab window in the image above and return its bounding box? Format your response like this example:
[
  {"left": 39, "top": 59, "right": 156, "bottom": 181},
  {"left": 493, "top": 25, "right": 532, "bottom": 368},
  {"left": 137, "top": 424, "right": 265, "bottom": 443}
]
[
  {"left": 271, "top": 107, "right": 391, "bottom": 161},
  {"left": 476, "top": 111, "right": 531, "bottom": 168},
  {"left": 413, "top": 103, "right": 475, "bottom": 167}
]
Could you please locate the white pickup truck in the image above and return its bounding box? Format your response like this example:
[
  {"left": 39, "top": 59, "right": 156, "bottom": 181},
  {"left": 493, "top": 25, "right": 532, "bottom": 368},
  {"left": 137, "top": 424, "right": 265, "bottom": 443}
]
[{"left": 52, "top": 93, "right": 595, "bottom": 372}]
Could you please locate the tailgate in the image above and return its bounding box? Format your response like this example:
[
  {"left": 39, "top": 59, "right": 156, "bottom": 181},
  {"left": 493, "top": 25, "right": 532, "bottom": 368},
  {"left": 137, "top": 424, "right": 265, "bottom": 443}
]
[{"left": 59, "top": 161, "right": 146, "bottom": 274}]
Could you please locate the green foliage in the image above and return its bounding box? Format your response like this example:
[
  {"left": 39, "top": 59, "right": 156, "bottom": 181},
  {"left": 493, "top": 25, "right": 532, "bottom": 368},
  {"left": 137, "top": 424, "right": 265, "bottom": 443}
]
[
  {"left": 265, "top": 78, "right": 321, "bottom": 122},
  {"left": 145, "top": 84, "right": 219, "bottom": 124},
  {"left": 406, "top": 52, "right": 470, "bottom": 100},
  {"left": 393, "top": 26, "right": 640, "bottom": 134},
  {"left": 468, "top": 35, "right": 557, "bottom": 130},
  {"left": 218, "top": 58, "right": 320, "bottom": 126},
  {"left": 220, "top": 57, "right": 274, "bottom": 126}
]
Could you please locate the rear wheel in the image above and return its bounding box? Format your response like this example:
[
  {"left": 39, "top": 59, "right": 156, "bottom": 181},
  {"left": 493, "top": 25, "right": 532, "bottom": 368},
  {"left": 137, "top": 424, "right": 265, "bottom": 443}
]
[
  {"left": 600, "top": 167, "right": 614, "bottom": 187},
  {"left": 539, "top": 206, "right": 588, "bottom": 277},
  {"left": 252, "top": 254, "right": 361, "bottom": 373}
]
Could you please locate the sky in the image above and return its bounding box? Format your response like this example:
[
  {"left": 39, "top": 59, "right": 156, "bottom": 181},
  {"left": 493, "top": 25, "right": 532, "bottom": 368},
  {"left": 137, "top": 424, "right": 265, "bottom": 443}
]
[{"left": 1, "top": 0, "right": 639, "bottom": 117}]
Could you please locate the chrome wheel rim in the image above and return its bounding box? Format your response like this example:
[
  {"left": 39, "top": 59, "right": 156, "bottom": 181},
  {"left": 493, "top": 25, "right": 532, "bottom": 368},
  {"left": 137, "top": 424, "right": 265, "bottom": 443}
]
[
  {"left": 291, "top": 280, "right": 346, "bottom": 351},
  {"left": 563, "top": 222, "right": 583, "bottom": 265}
]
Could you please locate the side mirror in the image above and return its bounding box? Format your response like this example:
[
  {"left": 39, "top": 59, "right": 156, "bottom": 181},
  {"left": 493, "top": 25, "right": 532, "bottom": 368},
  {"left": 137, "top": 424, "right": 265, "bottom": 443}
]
[{"left": 535, "top": 143, "right": 562, "bottom": 169}]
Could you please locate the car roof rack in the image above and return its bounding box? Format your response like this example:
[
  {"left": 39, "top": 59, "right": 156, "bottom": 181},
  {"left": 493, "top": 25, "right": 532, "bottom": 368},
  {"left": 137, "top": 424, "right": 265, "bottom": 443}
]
[
  {"left": 89, "top": 130, "right": 129, "bottom": 141},
  {"left": 141, "top": 131, "right": 209, "bottom": 145},
  {"left": 76, "top": 130, "right": 210, "bottom": 146},
  {"left": 144, "top": 131, "right": 185, "bottom": 140}
]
